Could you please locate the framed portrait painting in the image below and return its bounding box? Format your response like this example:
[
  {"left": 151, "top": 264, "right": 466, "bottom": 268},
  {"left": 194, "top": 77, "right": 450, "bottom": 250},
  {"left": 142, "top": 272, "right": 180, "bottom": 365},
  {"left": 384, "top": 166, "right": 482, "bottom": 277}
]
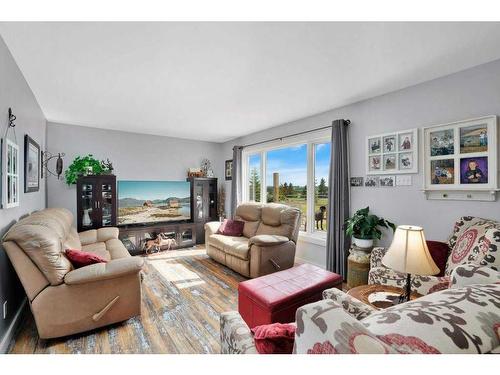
[{"left": 24, "top": 135, "right": 40, "bottom": 193}]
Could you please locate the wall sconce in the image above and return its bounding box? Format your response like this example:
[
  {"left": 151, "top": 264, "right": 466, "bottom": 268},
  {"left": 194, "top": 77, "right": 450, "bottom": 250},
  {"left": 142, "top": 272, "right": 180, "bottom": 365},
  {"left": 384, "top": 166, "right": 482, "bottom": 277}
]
[{"left": 42, "top": 151, "right": 65, "bottom": 179}]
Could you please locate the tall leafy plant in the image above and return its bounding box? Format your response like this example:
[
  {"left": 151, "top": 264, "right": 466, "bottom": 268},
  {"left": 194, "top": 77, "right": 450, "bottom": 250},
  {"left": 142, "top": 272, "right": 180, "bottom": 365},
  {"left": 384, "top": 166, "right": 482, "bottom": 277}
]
[
  {"left": 65, "top": 154, "right": 104, "bottom": 185},
  {"left": 345, "top": 206, "right": 396, "bottom": 240}
]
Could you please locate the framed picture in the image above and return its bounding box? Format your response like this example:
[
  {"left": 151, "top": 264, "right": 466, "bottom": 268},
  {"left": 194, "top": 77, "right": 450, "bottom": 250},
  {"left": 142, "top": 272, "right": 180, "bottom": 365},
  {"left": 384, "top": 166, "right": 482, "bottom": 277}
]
[
  {"left": 366, "top": 129, "right": 418, "bottom": 175},
  {"left": 383, "top": 135, "right": 396, "bottom": 153},
  {"left": 225, "top": 159, "right": 233, "bottom": 181},
  {"left": 460, "top": 123, "right": 488, "bottom": 153},
  {"left": 430, "top": 159, "right": 455, "bottom": 185},
  {"left": 2, "top": 138, "right": 20, "bottom": 208},
  {"left": 350, "top": 177, "right": 364, "bottom": 187},
  {"left": 368, "top": 155, "right": 381, "bottom": 171},
  {"left": 399, "top": 152, "right": 413, "bottom": 170},
  {"left": 364, "top": 176, "right": 380, "bottom": 187},
  {"left": 430, "top": 129, "right": 454, "bottom": 156},
  {"left": 383, "top": 154, "right": 397, "bottom": 170},
  {"left": 368, "top": 137, "right": 381, "bottom": 154},
  {"left": 24, "top": 135, "right": 40, "bottom": 193},
  {"left": 460, "top": 157, "right": 488, "bottom": 184},
  {"left": 423, "top": 115, "right": 498, "bottom": 201},
  {"left": 398, "top": 132, "right": 413, "bottom": 151},
  {"left": 380, "top": 176, "right": 395, "bottom": 187}
]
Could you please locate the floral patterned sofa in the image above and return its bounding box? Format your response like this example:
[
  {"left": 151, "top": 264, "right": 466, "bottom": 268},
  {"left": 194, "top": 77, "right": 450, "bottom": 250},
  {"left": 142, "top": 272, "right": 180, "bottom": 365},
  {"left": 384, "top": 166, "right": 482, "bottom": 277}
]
[
  {"left": 368, "top": 216, "right": 500, "bottom": 295},
  {"left": 220, "top": 264, "right": 500, "bottom": 354}
]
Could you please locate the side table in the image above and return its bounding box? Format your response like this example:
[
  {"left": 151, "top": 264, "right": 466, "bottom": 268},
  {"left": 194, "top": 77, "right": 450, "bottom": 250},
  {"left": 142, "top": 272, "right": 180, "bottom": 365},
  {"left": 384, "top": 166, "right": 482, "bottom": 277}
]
[
  {"left": 347, "top": 284, "right": 422, "bottom": 310},
  {"left": 346, "top": 245, "right": 373, "bottom": 289}
]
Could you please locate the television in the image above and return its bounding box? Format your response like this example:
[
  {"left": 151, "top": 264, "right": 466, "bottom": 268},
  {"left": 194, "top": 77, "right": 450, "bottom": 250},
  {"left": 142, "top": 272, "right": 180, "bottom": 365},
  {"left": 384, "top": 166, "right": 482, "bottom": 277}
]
[{"left": 117, "top": 180, "right": 191, "bottom": 226}]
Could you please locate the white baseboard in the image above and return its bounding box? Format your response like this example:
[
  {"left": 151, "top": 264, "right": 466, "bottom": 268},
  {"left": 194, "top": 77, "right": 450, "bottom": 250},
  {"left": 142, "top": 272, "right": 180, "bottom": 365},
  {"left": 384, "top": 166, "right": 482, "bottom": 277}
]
[{"left": 0, "top": 298, "right": 27, "bottom": 354}]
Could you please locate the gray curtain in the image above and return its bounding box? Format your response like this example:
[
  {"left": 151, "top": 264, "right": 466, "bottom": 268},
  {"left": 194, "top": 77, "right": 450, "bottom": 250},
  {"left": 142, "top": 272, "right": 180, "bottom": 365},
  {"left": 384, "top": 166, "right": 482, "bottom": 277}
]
[
  {"left": 326, "top": 119, "right": 350, "bottom": 278},
  {"left": 230, "top": 146, "right": 243, "bottom": 218}
]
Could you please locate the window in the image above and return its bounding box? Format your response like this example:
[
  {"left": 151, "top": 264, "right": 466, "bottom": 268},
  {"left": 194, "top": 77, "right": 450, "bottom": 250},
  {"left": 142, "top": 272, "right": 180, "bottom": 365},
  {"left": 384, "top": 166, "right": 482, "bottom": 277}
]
[
  {"left": 4, "top": 139, "right": 20, "bottom": 208},
  {"left": 314, "top": 143, "right": 331, "bottom": 232},
  {"left": 265, "top": 144, "right": 307, "bottom": 231},
  {"left": 248, "top": 154, "right": 261, "bottom": 202},
  {"left": 242, "top": 130, "right": 331, "bottom": 239}
]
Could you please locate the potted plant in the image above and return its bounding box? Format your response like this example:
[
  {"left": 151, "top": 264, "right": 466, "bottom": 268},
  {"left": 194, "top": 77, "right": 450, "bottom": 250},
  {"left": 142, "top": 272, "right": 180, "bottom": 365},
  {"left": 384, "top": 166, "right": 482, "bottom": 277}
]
[
  {"left": 345, "top": 206, "right": 396, "bottom": 248},
  {"left": 65, "top": 154, "right": 104, "bottom": 185}
]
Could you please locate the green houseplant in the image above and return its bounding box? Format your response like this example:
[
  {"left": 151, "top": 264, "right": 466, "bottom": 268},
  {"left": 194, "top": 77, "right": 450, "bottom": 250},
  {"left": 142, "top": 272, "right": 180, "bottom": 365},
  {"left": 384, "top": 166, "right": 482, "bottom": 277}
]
[
  {"left": 65, "top": 154, "right": 104, "bottom": 185},
  {"left": 345, "top": 206, "right": 396, "bottom": 248}
]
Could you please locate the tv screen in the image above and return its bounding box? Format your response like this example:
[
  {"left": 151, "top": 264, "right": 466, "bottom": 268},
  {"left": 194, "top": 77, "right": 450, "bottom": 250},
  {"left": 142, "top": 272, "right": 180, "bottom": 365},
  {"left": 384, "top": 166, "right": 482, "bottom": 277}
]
[{"left": 118, "top": 180, "right": 191, "bottom": 225}]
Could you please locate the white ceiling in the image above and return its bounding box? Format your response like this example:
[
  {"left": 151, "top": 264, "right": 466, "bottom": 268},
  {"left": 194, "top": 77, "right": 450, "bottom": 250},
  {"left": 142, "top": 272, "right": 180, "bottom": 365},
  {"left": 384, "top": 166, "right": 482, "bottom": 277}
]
[{"left": 2, "top": 22, "right": 500, "bottom": 142}]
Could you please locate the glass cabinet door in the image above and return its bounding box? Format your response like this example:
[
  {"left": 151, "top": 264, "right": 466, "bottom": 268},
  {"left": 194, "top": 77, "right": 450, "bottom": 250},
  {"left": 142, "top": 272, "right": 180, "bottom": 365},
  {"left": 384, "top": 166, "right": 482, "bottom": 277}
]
[
  {"left": 195, "top": 182, "right": 205, "bottom": 221},
  {"left": 101, "top": 182, "right": 114, "bottom": 227},
  {"left": 80, "top": 182, "right": 96, "bottom": 230}
]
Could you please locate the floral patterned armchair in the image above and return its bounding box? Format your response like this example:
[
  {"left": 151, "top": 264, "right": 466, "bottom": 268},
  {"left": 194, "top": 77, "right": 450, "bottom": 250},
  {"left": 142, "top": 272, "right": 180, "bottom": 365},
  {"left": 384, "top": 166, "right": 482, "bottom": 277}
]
[
  {"left": 368, "top": 216, "right": 500, "bottom": 295},
  {"left": 220, "top": 264, "right": 500, "bottom": 354}
]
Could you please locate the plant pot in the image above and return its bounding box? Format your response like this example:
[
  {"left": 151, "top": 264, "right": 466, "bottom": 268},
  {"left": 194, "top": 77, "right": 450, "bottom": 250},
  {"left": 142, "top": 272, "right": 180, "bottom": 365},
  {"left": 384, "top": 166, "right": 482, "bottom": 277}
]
[{"left": 352, "top": 237, "right": 374, "bottom": 249}]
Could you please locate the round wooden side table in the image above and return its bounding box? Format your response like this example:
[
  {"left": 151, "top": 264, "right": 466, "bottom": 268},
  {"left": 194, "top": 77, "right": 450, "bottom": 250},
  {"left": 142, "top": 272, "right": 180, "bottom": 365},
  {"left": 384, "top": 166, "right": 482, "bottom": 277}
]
[{"left": 347, "top": 284, "right": 422, "bottom": 310}]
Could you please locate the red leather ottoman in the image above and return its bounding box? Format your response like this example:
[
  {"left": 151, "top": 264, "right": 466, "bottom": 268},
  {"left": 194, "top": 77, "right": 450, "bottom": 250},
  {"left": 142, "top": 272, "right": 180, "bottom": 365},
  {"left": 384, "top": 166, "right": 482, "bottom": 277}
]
[{"left": 238, "top": 263, "right": 343, "bottom": 328}]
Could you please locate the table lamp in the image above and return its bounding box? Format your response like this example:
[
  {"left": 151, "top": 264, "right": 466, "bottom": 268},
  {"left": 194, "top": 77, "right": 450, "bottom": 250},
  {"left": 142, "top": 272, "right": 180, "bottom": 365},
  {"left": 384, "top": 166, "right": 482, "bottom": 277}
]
[{"left": 382, "top": 225, "right": 439, "bottom": 303}]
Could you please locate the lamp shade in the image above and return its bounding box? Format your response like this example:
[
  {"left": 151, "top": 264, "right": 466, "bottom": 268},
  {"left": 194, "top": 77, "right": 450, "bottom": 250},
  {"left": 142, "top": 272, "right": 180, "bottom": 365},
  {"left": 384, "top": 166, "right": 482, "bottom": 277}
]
[{"left": 382, "top": 225, "right": 439, "bottom": 276}]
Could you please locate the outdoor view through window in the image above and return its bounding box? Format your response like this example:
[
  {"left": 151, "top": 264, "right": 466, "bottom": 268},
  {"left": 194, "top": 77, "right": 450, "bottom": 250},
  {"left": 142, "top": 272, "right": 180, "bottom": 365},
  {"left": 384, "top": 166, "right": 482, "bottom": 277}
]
[{"left": 247, "top": 142, "right": 331, "bottom": 233}]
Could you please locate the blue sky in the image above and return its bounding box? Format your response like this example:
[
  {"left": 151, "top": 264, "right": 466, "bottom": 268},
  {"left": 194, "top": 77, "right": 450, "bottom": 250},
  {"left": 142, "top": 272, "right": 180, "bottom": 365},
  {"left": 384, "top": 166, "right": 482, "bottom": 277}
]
[
  {"left": 118, "top": 180, "right": 191, "bottom": 200},
  {"left": 249, "top": 143, "right": 331, "bottom": 187}
]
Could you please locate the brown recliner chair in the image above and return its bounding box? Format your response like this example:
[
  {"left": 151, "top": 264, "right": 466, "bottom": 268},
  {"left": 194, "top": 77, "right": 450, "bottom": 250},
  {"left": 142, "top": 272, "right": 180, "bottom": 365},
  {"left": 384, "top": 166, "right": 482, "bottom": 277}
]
[
  {"left": 204, "top": 202, "right": 301, "bottom": 278},
  {"left": 2, "top": 208, "right": 143, "bottom": 339}
]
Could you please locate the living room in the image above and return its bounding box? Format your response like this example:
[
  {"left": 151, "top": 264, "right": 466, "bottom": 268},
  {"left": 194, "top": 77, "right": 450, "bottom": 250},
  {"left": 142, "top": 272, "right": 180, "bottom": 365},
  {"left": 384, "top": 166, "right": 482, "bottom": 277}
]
[{"left": 1, "top": 1, "right": 500, "bottom": 372}]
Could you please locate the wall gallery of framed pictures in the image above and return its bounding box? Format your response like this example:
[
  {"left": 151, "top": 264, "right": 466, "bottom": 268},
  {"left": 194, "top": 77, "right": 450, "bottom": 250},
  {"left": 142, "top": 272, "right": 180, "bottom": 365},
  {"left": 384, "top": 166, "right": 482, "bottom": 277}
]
[
  {"left": 366, "top": 129, "right": 418, "bottom": 175},
  {"left": 423, "top": 115, "right": 498, "bottom": 201}
]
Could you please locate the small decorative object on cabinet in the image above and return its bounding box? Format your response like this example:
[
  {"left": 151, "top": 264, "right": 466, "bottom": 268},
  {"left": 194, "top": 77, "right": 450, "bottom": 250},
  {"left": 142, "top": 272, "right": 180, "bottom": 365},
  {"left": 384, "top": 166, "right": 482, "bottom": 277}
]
[
  {"left": 200, "top": 158, "right": 215, "bottom": 178},
  {"left": 66, "top": 154, "right": 104, "bottom": 185},
  {"left": 187, "top": 177, "right": 218, "bottom": 244},
  {"left": 422, "top": 115, "right": 498, "bottom": 201},
  {"left": 366, "top": 128, "right": 418, "bottom": 175},
  {"left": 347, "top": 245, "right": 373, "bottom": 289},
  {"left": 76, "top": 174, "right": 117, "bottom": 232}
]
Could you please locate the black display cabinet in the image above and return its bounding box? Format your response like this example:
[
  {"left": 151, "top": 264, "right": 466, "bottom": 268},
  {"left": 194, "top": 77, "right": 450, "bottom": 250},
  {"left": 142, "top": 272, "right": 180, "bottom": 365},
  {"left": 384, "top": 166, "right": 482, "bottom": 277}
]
[
  {"left": 187, "top": 177, "right": 218, "bottom": 244},
  {"left": 76, "top": 174, "right": 117, "bottom": 232}
]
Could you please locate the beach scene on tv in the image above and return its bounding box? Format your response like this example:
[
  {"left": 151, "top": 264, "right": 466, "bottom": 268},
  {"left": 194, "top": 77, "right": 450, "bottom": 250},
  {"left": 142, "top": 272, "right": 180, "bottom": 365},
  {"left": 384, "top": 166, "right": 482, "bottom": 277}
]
[{"left": 118, "top": 180, "right": 191, "bottom": 225}]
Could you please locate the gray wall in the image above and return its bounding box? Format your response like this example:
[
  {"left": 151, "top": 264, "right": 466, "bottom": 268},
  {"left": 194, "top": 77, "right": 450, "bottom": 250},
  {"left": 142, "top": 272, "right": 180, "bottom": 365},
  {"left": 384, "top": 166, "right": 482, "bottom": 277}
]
[
  {"left": 221, "top": 59, "right": 500, "bottom": 266},
  {"left": 0, "top": 36, "right": 46, "bottom": 352},
  {"left": 46, "top": 123, "right": 224, "bottom": 222}
]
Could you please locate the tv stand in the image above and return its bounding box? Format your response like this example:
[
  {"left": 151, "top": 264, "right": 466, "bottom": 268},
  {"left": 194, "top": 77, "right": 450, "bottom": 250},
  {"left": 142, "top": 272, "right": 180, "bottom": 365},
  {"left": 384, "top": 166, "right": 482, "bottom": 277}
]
[{"left": 118, "top": 222, "right": 197, "bottom": 255}]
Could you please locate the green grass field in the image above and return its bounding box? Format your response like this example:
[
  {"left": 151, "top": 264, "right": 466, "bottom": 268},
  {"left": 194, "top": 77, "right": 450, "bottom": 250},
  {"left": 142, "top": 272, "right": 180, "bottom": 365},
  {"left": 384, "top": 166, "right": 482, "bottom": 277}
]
[{"left": 272, "top": 196, "right": 328, "bottom": 232}]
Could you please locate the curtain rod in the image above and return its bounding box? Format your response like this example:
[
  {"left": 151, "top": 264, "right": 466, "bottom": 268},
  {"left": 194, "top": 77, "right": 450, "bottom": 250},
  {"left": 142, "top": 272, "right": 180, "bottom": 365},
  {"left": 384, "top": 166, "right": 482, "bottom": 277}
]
[{"left": 235, "top": 119, "right": 350, "bottom": 150}]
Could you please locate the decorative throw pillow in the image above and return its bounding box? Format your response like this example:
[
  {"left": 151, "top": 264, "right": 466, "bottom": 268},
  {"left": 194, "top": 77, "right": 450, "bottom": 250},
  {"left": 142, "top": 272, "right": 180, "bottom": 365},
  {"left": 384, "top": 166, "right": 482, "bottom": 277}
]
[
  {"left": 480, "top": 228, "right": 500, "bottom": 271},
  {"left": 251, "top": 323, "right": 296, "bottom": 354},
  {"left": 445, "top": 219, "right": 499, "bottom": 275},
  {"left": 217, "top": 219, "right": 245, "bottom": 237},
  {"left": 65, "top": 249, "right": 108, "bottom": 269},
  {"left": 426, "top": 241, "right": 450, "bottom": 277}
]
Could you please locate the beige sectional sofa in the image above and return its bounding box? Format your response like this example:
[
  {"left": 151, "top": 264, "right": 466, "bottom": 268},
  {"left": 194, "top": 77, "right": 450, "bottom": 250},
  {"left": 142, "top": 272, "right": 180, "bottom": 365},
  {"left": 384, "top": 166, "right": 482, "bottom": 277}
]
[
  {"left": 2, "top": 208, "right": 143, "bottom": 339},
  {"left": 204, "top": 202, "right": 301, "bottom": 278}
]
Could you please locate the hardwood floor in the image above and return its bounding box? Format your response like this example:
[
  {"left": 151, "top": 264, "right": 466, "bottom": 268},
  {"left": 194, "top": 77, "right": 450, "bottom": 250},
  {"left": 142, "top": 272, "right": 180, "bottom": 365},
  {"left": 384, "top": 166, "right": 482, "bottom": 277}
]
[{"left": 8, "top": 247, "right": 245, "bottom": 354}]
